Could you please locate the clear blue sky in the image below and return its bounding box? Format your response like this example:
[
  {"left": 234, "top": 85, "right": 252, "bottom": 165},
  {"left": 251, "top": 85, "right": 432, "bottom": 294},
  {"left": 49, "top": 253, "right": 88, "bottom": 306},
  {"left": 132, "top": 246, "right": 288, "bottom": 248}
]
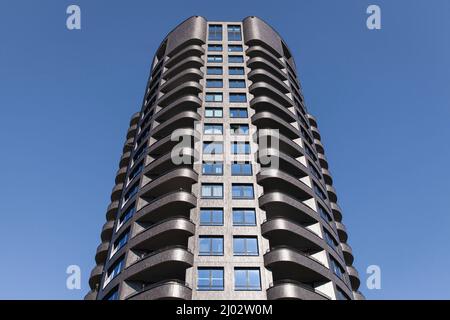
[{"left": 0, "top": 0, "right": 449, "bottom": 300}]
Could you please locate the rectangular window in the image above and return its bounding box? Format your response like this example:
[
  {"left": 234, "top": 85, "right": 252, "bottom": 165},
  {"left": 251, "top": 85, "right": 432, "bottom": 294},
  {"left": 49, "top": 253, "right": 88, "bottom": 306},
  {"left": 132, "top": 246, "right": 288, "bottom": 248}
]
[
  {"left": 228, "top": 45, "right": 243, "bottom": 52},
  {"left": 202, "top": 162, "right": 223, "bottom": 175},
  {"left": 200, "top": 208, "right": 224, "bottom": 226},
  {"left": 104, "top": 257, "right": 125, "bottom": 287},
  {"left": 232, "top": 184, "right": 254, "bottom": 199},
  {"left": 205, "top": 93, "right": 223, "bottom": 102},
  {"left": 228, "top": 55, "right": 244, "bottom": 63},
  {"left": 207, "top": 55, "right": 223, "bottom": 63},
  {"left": 123, "top": 183, "right": 138, "bottom": 203},
  {"left": 230, "top": 108, "right": 248, "bottom": 118},
  {"left": 111, "top": 229, "right": 129, "bottom": 257},
  {"left": 207, "top": 67, "right": 223, "bottom": 75},
  {"left": 318, "top": 205, "right": 332, "bottom": 223},
  {"left": 234, "top": 268, "right": 261, "bottom": 290},
  {"left": 208, "top": 44, "right": 223, "bottom": 52},
  {"left": 199, "top": 236, "right": 224, "bottom": 256},
  {"left": 197, "top": 268, "right": 224, "bottom": 291},
  {"left": 330, "top": 257, "right": 345, "bottom": 279},
  {"left": 233, "top": 237, "right": 258, "bottom": 256},
  {"left": 231, "top": 162, "right": 252, "bottom": 176},
  {"left": 204, "top": 124, "right": 223, "bottom": 135},
  {"left": 305, "top": 145, "right": 317, "bottom": 161},
  {"left": 229, "top": 67, "right": 245, "bottom": 75},
  {"left": 229, "top": 93, "right": 247, "bottom": 102},
  {"left": 208, "top": 25, "right": 223, "bottom": 41},
  {"left": 336, "top": 287, "right": 350, "bottom": 300},
  {"left": 233, "top": 209, "right": 256, "bottom": 226},
  {"left": 203, "top": 142, "right": 223, "bottom": 155},
  {"left": 229, "top": 79, "right": 246, "bottom": 88},
  {"left": 206, "top": 79, "right": 223, "bottom": 88},
  {"left": 227, "top": 25, "right": 242, "bottom": 41},
  {"left": 103, "top": 288, "right": 119, "bottom": 300},
  {"left": 324, "top": 229, "right": 338, "bottom": 249},
  {"left": 205, "top": 107, "right": 223, "bottom": 118},
  {"left": 128, "top": 162, "right": 143, "bottom": 182},
  {"left": 310, "top": 163, "right": 322, "bottom": 180},
  {"left": 313, "top": 183, "right": 327, "bottom": 201},
  {"left": 230, "top": 124, "right": 249, "bottom": 135},
  {"left": 201, "top": 184, "right": 224, "bottom": 199},
  {"left": 231, "top": 142, "right": 250, "bottom": 154},
  {"left": 117, "top": 204, "right": 135, "bottom": 230}
]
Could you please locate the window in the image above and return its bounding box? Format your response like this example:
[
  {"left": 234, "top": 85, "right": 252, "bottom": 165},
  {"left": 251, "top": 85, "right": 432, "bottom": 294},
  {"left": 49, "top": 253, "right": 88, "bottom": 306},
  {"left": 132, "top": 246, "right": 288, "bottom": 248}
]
[
  {"left": 305, "top": 145, "right": 317, "bottom": 161},
  {"left": 227, "top": 25, "right": 242, "bottom": 41},
  {"left": 201, "top": 184, "right": 223, "bottom": 199},
  {"left": 110, "top": 229, "right": 129, "bottom": 257},
  {"left": 104, "top": 257, "right": 125, "bottom": 287},
  {"left": 313, "top": 183, "right": 327, "bottom": 201},
  {"left": 229, "top": 67, "right": 245, "bottom": 75},
  {"left": 324, "top": 229, "right": 338, "bottom": 249},
  {"left": 232, "top": 184, "right": 254, "bottom": 199},
  {"left": 208, "top": 25, "right": 222, "bottom": 41},
  {"left": 336, "top": 287, "right": 350, "bottom": 300},
  {"left": 123, "top": 183, "right": 138, "bottom": 203},
  {"left": 206, "top": 79, "right": 223, "bottom": 88},
  {"left": 228, "top": 55, "right": 244, "bottom": 63},
  {"left": 229, "top": 79, "right": 246, "bottom": 88},
  {"left": 205, "top": 107, "right": 223, "bottom": 118},
  {"left": 128, "top": 162, "right": 143, "bottom": 182},
  {"left": 230, "top": 124, "right": 249, "bottom": 135},
  {"left": 229, "top": 93, "right": 247, "bottom": 102},
  {"left": 230, "top": 108, "right": 248, "bottom": 118},
  {"left": 233, "top": 209, "right": 256, "bottom": 226},
  {"left": 330, "top": 257, "right": 345, "bottom": 279},
  {"left": 228, "top": 45, "right": 243, "bottom": 52},
  {"left": 202, "top": 162, "right": 223, "bottom": 175},
  {"left": 199, "top": 236, "right": 224, "bottom": 256},
  {"left": 233, "top": 237, "right": 258, "bottom": 256},
  {"left": 231, "top": 142, "right": 250, "bottom": 154},
  {"left": 204, "top": 124, "right": 223, "bottom": 135},
  {"left": 200, "top": 208, "right": 223, "bottom": 226},
  {"left": 208, "top": 44, "right": 223, "bottom": 52},
  {"left": 231, "top": 162, "right": 252, "bottom": 176},
  {"left": 103, "top": 287, "right": 119, "bottom": 300},
  {"left": 234, "top": 268, "right": 261, "bottom": 290},
  {"left": 207, "top": 55, "right": 223, "bottom": 63},
  {"left": 310, "top": 163, "right": 321, "bottom": 180},
  {"left": 117, "top": 205, "right": 135, "bottom": 230},
  {"left": 207, "top": 67, "right": 223, "bottom": 75},
  {"left": 203, "top": 142, "right": 223, "bottom": 155},
  {"left": 133, "top": 142, "right": 147, "bottom": 161},
  {"left": 318, "top": 205, "right": 332, "bottom": 223},
  {"left": 197, "top": 268, "right": 224, "bottom": 291},
  {"left": 205, "top": 93, "right": 223, "bottom": 102}
]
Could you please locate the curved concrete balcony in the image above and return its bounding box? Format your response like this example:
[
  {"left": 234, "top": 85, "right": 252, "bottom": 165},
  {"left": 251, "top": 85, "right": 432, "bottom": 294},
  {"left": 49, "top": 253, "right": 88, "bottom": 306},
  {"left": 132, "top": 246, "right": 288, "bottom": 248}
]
[
  {"left": 313, "top": 139, "right": 324, "bottom": 154},
  {"left": 127, "top": 124, "right": 138, "bottom": 139},
  {"left": 353, "top": 291, "right": 365, "bottom": 300},
  {"left": 148, "top": 128, "right": 199, "bottom": 156},
  {"left": 267, "top": 281, "right": 329, "bottom": 300},
  {"left": 335, "top": 222, "right": 348, "bottom": 242},
  {"left": 321, "top": 168, "right": 333, "bottom": 185},
  {"left": 330, "top": 202, "right": 343, "bottom": 222},
  {"left": 123, "top": 137, "right": 135, "bottom": 153},
  {"left": 257, "top": 169, "right": 313, "bottom": 201},
  {"left": 106, "top": 201, "right": 119, "bottom": 221},
  {"left": 306, "top": 113, "right": 317, "bottom": 127},
  {"left": 317, "top": 153, "right": 328, "bottom": 169},
  {"left": 340, "top": 243, "right": 354, "bottom": 265},
  {"left": 101, "top": 220, "right": 115, "bottom": 242},
  {"left": 257, "top": 148, "right": 308, "bottom": 178},
  {"left": 310, "top": 126, "right": 321, "bottom": 140},
  {"left": 145, "top": 148, "right": 198, "bottom": 176},
  {"left": 136, "top": 190, "right": 197, "bottom": 223},
  {"left": 346, "top": 265, "right": 361, "bottom": 290},
  {"left": 154, "top": 95, "right": 202, "bottom": 122},
  {"left": 140, "top": 167, "right": 198, "bottom": 198},
  {"left": 163, "top": 56, "right": 203, "bottom": 80},
  {"left": 264, "top": 246, "right": 329, "bottom": 284},
  {"left": 128, "top": 280, "right": 192, "bottom": 300},
  {"left": 119, "top": 151, "right": 131, "bottom": 168},
  {"left": 95, "top": 242, "right": 110, "bottom": 265},
  {"left": 125, "top": 246, "right": 194, "bottom": 282},
  {"left": 252, "top": 112, "right": 300, "bottom": 139},
  {"left": 151, "top": 110, "right": 201, "bottom": 139},
  {"left": 165, "top": 44, "right": 204, "bottom": 68},
  {"left": 247, "top": 56, "right": 287, "bottom": 81},
  {"left": 115, "top": 167, "right": 128, "bottom": 184},
  {"left": 130, "top": 217, "right": 195, "bottom": 251},
  {"left": 111, "top": 183, "right": 124, "bottom": 202},
  {"left": 250, "top": 96, "right": 296, "bottom": 123},
  {"left": 159, "top": 68, "right": 203, "bottom": 93},
  {"left": 84, "top": 290, "right": 98, "bottom": 300},
  {"left": 326, "top": 185, "right": 338, "bottom": 203},
  {"left": 157, "top": 81, "right": 202, "bottom": 107},
  {"left": 89, "top": 264, "right": 104, "bottom": 289},
  {"left": 261, "top": 217, "right": 323, "bottom": 252},
  {"left": 256, "top": 129, "right": 302, "bottom": 158},
  {"left": 259, "top": 191, "right": 317, "bottom": 225},
  {"left": 249, "top": 82, "right": 293, "bottom": 108},
  {"left": 248, "top": 69, "right": 290, "bottom": 93},
  {"left": 246, "top": 45, "right": 284, "bottom": 69},
  {"left": 129, "top": 112, "right": 141, "bottom": 126}
]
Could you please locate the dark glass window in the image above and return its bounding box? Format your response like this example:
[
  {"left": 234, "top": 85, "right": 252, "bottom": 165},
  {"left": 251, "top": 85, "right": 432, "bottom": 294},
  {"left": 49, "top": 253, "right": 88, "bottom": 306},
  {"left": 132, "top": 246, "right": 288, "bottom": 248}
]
[
  {"left": 229, "top": 93, "right": 247, "bottom": 102},
  {"left": 104, "top": 257, "right": 125, "bottom": 286},
  {"left": 231, "top": 162, "right": 252, "bottom": 176},
  {"left": 117, "top": 204, "right": 135, "bottom": 229},
  {"left": 202, "top": 162, "right": 223, "bottom": 175},
  {"left": 207, "top": 55, "right": 223, "bottom": 63},
  {"left": 230, "top": 108, "right": 248, "bottom": 118},
  {"left": 228, "top": 45, "right": 243, "bottom": 52},
  {"left": 207, "top": 67, "right": 223, "bottom": 75},
  {"left": 330, "top": 257, "right": 345, "bottom": 280},
  {"left": 313, "top": 183, "right": 327, "bottom": 201},
  {"left": 324, "top": 229, "right": 338, "bottom": 249},
  {"left": 208, "top": 25, "right": 223, "bottom": 41},
  {"left": 232, "top": 209, "right": 256, "bottom": 226},
  {"left": 229, "top": 67, "right": 245, "bottom": 75},
  {"left": 230, "top": 124, "right": 249, "bottom": 135},
  {"left": 318, "top": 205, "right": 332, "bottom": 223},
  {"left": 229, "top": 79, "right": 246, "bottom": 88},
  {"left": 111, "top": 229, "right": 129, "bottom": 256},
  {"left": 200, "top": 208, "right": 224, "bottom": 226},
  {"left": 208, "top": 44, "right": 223, "bottom": 52},
  {"left": 228, "top": 55, "right": 244, "bottom": 63},
  {"left": 232, "top": 184, "right": 254, "bottom": 199},
  {"left": 227, "top": 25, "right": 242, "bottom": 41},
  {"left": 206, "top": 79, "right": 223, "bottom": 88},
  {"left": 123, "top": 183, "right": 138, "bottom": 202}
]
